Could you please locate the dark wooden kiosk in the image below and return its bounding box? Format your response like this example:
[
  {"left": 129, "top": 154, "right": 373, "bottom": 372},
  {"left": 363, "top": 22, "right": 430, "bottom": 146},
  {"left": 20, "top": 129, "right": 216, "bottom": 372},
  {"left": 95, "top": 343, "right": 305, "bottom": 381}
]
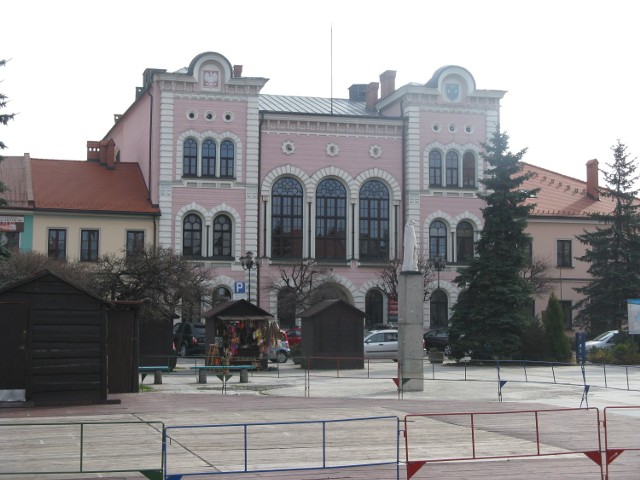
[
  {"left": 0, "top": 270, "right": 115, "bottom": 406},
  {"left": 203, "top": 299, "right": 277, "bottom": 369},
  {"left": 298, "top": 299, "right": 365, "bottom": 369}
]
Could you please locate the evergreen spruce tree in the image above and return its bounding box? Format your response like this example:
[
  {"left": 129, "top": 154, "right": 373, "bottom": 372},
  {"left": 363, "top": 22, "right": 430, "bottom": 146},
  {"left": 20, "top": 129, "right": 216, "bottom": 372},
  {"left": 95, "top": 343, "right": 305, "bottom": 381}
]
[
  {"left": 575, "top": 141, "right": 640, "bottom": 333},
  {"left": 543, "top": 293, "right": 571, "bottom": 362},
  {"left": 0, "top": 59, "right": 16, "bottom": 259},
  {"left": 449, "top": 130, "right": 538, "bottom": 359}
]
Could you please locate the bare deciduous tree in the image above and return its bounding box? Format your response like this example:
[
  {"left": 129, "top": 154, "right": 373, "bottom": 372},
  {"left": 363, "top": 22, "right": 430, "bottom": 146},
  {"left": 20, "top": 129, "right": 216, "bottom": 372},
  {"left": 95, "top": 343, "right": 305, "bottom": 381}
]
[
  {"left": 92, "top": 245, "right": 213, "bottom": 322},
  {"left": 267, "top": 260, "right": 348, "bottom": 323},
  {"left": 521, "top": 255, "right": 553, "bottom": 297},
  {"left": 374, "top": 255, "right": 437, "bottom": 302},
  {"left": 0, "top": 250, "right": 95, "bottom": 288}
]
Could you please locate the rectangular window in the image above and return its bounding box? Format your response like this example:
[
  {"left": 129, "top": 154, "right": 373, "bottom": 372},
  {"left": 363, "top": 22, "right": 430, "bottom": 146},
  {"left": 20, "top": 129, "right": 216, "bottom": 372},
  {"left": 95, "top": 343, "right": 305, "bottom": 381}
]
[
  {"left": 560, "top": 300, "right": 573, "bottom": 329},
  {"left": 81, "top": 229, "right": 99, "bottom": 261},
  {"left": 1, "top": 232, "right": 20, "bottom": 252},
  {"left": 126, "top": 231, "right": 145, "bottom": 257},
  {"left": 48, "top": 229, "right": 67, "bottom": 260},
  {"left": 557, "top": 240, "right": 572, "bottom": 267}
]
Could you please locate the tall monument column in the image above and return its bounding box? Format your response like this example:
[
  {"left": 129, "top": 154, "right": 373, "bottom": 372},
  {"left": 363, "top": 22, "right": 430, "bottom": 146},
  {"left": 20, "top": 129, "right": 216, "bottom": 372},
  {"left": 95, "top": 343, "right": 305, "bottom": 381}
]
[{"left": 398, "top": 219, "right": 424, "bottom": 392}]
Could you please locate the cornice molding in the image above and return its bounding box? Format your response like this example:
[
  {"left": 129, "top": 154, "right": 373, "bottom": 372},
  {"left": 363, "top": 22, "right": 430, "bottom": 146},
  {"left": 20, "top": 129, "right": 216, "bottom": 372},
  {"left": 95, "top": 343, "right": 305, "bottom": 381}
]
[{"left": 261, "top": 117, "right": 403, "bottom": 137}]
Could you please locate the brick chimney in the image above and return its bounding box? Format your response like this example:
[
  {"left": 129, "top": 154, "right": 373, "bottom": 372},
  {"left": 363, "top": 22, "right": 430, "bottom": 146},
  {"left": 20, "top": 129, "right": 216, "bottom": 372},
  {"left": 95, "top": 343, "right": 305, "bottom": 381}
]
[
  {"left": 379, "top": 70, "right": 396, "bottom": 98},
  {"left": 586, "top": 159, "right": 599, "bottom": 200},
  {"left": 87, "top": 141, "right": 100, "bottom": 161},
  {"left": 233, "top": 65, "right": 243, "bottom": 78},
  {"left": 348, "top": 84, "right": 367, "bottom": 101},
  {"left": 365, "top": 82, "right": 379, "bottom": 111},
  {"left": 99, "top": 138, "right": 117, "bottom": 170}
]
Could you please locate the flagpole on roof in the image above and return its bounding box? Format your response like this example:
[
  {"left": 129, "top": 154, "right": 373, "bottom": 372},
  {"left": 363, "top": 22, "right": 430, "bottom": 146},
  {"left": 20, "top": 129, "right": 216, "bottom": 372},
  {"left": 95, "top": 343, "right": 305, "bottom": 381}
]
[{"left": 330, "top": 23, "right": 334, "bottom": 115}]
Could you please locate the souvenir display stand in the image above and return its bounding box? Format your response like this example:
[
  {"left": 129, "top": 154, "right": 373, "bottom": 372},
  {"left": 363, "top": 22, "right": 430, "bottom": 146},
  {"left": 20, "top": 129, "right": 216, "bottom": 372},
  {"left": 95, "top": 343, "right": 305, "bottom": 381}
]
[{"left": 203, "top": 299, "right": 278, "bottom": 371}]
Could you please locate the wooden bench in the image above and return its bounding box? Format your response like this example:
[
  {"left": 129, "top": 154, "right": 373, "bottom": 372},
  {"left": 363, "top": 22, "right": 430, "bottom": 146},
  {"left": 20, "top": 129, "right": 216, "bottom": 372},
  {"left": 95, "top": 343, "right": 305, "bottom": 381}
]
[{"left": 139, "top": 366, "right": 171, "bottom": 385}]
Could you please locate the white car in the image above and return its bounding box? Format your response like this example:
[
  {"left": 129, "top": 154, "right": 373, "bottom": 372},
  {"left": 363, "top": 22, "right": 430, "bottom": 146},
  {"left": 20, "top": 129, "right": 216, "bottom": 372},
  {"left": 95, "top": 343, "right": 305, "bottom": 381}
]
[
  {"left": 363, "top": 329, "right": 398, "bottom": 359},
  {"left": 585, "top": 330, "right": 621, "bottom": 351}
]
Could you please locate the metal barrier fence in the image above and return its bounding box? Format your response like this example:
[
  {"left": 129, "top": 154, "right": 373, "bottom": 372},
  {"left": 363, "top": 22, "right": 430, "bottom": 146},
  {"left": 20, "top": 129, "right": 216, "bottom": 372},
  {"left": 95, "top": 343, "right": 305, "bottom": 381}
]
[
  {"left": 163, "top": 416, "right": 400, "bottom": 480},
  {"left": 261, "top": 357, "right": 640, "bottom": 400},
  {"left": 3, "top": 408, "right": 640, "bottom": 478},
  {"left": 603, "top": 406, "right": 640, "bottom": 479},
  {"left": 0, "top": 420, "right": 165, "bottom": 478},
  {"left": 404, "top": 407, "right": 604, "bottom": 479},
  {"left": 142, "top": 355, "right": 640, "bottom": 394}
]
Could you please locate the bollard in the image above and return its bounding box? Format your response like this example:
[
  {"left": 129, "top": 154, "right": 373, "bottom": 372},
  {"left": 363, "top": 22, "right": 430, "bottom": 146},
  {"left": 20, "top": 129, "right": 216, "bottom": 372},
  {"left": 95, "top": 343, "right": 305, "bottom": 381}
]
[
  {"left": 240, "top": 369, "right": 249, "bottom": 383},
  {"left": 198, "top": 369, "right": 207, "bottom": 384},
  {"left": 154, "top": 370, "right": 163, "bottom": 385}
]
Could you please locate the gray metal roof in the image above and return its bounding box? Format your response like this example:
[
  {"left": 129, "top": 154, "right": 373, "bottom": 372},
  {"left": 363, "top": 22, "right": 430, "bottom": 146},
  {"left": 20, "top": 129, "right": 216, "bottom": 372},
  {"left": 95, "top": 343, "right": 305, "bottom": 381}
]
[{"left": 259, "top": 94, "right": 373, "bottom": 116}]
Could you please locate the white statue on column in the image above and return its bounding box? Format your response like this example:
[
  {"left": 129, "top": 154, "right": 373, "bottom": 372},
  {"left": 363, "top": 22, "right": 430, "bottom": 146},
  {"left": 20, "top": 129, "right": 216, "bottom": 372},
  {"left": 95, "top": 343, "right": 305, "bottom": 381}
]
[{"left": 402, "top": 218, "right": 418, "bottom": 272}]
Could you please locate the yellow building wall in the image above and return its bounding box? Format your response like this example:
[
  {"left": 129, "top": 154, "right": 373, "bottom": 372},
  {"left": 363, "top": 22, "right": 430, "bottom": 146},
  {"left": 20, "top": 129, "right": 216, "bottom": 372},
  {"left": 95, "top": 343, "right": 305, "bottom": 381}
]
[{"left": 32, "top": 212, "right": 156, "bottom": 261}]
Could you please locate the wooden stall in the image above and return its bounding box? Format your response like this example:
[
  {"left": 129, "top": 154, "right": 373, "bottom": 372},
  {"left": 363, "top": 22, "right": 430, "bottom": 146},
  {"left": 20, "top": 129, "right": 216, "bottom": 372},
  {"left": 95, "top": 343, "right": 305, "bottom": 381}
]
[
  {"left": 298, "top": 299, "right": 365, "bottom": 369},
  {"left": 203, "top": 300, "right": 277, "bottom": 369},
  {"left": 0, "top": 270, "right": 113, "bottom": 406}
]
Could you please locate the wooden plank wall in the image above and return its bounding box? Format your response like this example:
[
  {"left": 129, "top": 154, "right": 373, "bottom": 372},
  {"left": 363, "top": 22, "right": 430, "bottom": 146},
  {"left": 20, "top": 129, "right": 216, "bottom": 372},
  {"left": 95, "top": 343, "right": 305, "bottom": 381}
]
[{"left": 0, "top": 274, "right": 108, "bottom": 405}]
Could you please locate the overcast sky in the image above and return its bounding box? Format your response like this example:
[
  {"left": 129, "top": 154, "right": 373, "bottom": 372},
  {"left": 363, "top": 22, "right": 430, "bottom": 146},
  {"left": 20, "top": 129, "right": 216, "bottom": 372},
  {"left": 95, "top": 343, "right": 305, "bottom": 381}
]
[{"left": 3, "top": 0, "right": 638, "bottom": 187}]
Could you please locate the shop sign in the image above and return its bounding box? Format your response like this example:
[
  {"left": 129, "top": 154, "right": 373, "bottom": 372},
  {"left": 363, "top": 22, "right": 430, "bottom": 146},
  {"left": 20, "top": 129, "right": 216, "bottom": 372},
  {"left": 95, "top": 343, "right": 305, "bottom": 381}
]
[{"left": 0, "top": 216, "right": 24, "bottom": 233}]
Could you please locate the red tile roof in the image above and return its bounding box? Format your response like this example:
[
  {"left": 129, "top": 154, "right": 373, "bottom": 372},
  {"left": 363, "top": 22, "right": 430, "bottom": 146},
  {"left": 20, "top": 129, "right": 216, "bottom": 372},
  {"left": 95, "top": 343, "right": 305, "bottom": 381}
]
[
  {"left": 30, "top": 159, "right": 159, "bottom": 214},
  {"left": 520, "top": 162, "right": 619, "bottom": 218}
]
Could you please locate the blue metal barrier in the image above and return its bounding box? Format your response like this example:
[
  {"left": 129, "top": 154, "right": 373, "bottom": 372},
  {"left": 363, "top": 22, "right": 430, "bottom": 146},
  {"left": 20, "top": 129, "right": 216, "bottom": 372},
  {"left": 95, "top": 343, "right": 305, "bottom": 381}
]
[{"left": 163, "top": 415, "right": 400, "bottom": 479}]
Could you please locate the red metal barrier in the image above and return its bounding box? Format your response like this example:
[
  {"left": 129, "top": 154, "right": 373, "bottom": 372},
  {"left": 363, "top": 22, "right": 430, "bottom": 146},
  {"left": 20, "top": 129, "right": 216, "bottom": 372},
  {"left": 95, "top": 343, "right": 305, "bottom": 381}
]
[
  {"left": 603, "top": 406, "right": 640, "bottom": 479},
  {"left": 404, "top": 407, "right": 603, "bottom": 479}
]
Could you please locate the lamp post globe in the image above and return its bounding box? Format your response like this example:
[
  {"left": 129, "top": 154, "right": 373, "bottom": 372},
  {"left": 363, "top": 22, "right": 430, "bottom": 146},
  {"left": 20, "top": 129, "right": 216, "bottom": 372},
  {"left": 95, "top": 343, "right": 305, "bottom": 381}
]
[{"left": 240, "top": 251, "right": 258, "bottom": 303}]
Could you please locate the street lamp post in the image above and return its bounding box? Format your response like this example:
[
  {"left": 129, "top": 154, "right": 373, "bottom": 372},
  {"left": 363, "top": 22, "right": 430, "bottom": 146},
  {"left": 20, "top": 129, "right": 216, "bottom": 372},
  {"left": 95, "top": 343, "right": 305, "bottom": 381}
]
[
  {"left": 240, "top": 251, "right": 258, "bottom": 303},
  {"left": 430, "top": 256, "right": 446, "bottom": 290}
]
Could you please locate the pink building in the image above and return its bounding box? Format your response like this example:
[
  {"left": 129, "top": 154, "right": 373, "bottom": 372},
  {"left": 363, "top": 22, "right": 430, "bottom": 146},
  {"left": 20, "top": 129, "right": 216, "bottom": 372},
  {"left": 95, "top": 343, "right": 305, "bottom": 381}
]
[
  {"left": 521, "top": 160, "right": 617, "bottom": 328},
  {"left": 97, "top": 51, "right": 506, "bottom": 330}
]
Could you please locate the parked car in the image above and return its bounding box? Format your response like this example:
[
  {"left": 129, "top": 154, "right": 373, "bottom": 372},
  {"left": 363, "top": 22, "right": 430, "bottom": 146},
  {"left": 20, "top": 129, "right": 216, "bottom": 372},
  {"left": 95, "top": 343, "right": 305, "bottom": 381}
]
[
  {"left": 366, "top": 323, "right": 398, "bottom": 332},
  {"left": 173, "top": 322, "right": 207, "bottom": 357},
  {"left": 585, "top": 330, "right": 622, "bottom": 351},
  {"left": 363, "top": 329, "right": 398, "bottom": 359},
  {"left": 286, "top": 327, "right": 302, "bottom": 346},
  {"left": 423, "top": 328, "right": 451, "bottom": 355},
  {"left": 269, "top": 329, "right": 291, "bottom": 363}
]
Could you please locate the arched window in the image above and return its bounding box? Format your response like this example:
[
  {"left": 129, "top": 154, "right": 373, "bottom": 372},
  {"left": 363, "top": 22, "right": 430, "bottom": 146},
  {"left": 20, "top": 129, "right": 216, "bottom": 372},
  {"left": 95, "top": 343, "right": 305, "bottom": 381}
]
[
  {"left": 463, "top": 151, "right": 475, "bottom": 187},
  {"left": 365, "top": 289, "right": 384, "bottom": 328},
  {"left": 430, "top": 289, "right": 448, "bottom": 328},
  {"left": 359, "top": 180, "right": 389, "bottom": 261},
  {"left": 183, "top": 138, "right": 198, "bottom": 176},
  {"left": 183, "top": 213, "right": 202, "bottom": 257},
  {"left": 456, "top": 221, "right": 474, "bottom": 264},
  {"left": 277, "top": 287, "right": 297, "bottom": 329},
  {"left": 429, "top": 150, "right": 442, "bottom": 186},
  {"left": 212, "top": 214, "right": 232, "bottom": 257},
  {"left": 446, "top": 150, "right": 459, "bottom": 187},
  {"left": 316, "top": 178, "right": 347, "bottom": 259},
  {"left": 212, "top": 286, "right": 231, "bottom": 307},
  {"left": 202, "top": 139, "right": 216, "bottom": 177},
  {"left": 220, "top": 140, "right": 234, "bottom": 177},
  {"left": 272, "top": 177, "right": 304, "bottom": 258},
  {"left": 429, "top": 220, "right": 447, "bottom": 259}
]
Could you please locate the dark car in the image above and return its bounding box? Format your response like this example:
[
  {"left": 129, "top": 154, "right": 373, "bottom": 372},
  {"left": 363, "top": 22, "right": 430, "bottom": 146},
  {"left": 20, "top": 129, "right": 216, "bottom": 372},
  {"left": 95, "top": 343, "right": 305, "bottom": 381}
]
[
  {"left": 173, "top": 322, "right": 206, "bottom": 357},
  {"left": 423, "top": 328, "right": 451, "bottom": 355}
]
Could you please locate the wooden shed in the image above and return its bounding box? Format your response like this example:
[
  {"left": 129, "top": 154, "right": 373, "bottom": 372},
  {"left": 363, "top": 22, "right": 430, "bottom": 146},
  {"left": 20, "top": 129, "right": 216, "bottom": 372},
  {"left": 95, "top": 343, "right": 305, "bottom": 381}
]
[
  {"left": 0, "top": 270, "right": 114, "bottom": 406},
  {"left": 298, "top": 299, "right": 365, "bottom": 369}
]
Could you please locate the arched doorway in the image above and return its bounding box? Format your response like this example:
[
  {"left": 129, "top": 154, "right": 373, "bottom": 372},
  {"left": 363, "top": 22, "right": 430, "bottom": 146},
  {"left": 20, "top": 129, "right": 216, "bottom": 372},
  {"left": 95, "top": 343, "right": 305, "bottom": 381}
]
[
  {"left": 429, "top": 289, "right": 448, "bottom": 328},
  {"left": 365, "top": 289, "right": 384, "bottom": 328},
  {"left": 277, "top": 287, "right": 297, "bottom": 329}
]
